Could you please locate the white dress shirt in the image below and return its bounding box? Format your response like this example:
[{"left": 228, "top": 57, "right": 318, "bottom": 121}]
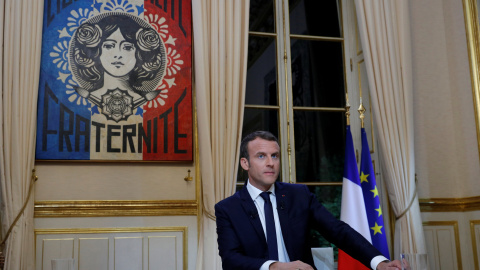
[
  {"left": 246, "top": 180, "right": 388, "bottom": 270},
  {"left": 246, "top": 181, "right": 289, "bottom": 270}
]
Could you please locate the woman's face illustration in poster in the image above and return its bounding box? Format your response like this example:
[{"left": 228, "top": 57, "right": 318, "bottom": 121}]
[
  {"left": 69, "top": 12, "right": 167, "bottom": 120},
  {"left": 100, "top": 28, "right": 137, "bottom": 78}
]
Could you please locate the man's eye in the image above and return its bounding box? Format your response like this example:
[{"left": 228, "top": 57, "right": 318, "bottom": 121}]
[
  {"left": 272, "top": 154, "right": 278, "bottom": 159},
  {"left": 258, "top": 154, "right": 265, "bottom": 159}
]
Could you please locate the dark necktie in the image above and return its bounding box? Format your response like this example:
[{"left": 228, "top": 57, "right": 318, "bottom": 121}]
[{"left": 260, "top": 191, "right": 278, "bottom": 260}]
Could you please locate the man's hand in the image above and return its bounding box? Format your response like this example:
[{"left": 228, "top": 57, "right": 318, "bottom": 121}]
[
  {"left": 269, "top": 260, "right": 314, "bottom": 270},
  {"left": 376, "top": 259, "right": 402, "bottom": 270}
]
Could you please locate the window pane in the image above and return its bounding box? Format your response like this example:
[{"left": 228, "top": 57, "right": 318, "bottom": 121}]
[
  {"left": 289, "top": 0, "right": 341, "bottom": 37},
  {"left": 294, "top": 111, "right": 345, "bottom": 182},
  {"left": 291, "top": 39, "right": 345, "bottom": 108},
  {"left": 246, "top": 36, "right": 278, "bottom": 106},
  {"left": 308, "top": 185, "right": 341, "bottom": 260},
  {"left": 249, "top": 0, "right": 275, "bottom": 33},
  {"left": 242, "top": 108, "right": 279, "bottom": 141}
]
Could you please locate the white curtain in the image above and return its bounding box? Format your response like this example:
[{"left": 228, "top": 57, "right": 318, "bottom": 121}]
[
  {"left": 354, "top": 0, "right": 426, "bottom": 258},
  {"left": 192, "top": 0, "right": 250, "bottom": 269},
  {"left": 0, "top": 0, "right": 44, "bottom": 269}
]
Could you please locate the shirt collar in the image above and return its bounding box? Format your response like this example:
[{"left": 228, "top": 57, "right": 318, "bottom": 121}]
[{"left": 246, "top": 179, "right": 275, "bottom": 201}]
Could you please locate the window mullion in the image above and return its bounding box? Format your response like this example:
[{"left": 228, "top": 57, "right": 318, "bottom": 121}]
[
  {"left": 343, "top": 0, "right": 361, "bottom": 148},
  {"left": 275, "top": 0, "right": 295, "bottom": 184}
]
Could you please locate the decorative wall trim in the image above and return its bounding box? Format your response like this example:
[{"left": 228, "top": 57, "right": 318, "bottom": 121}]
[
  {"left": 471, "top": 220, "right": 480, "bottom": 270},
  {"left": 34, "top": 200, "right": 198, "bottom": 217},
  {"left": 35, "top": 226, "right": 188, "bottom": 234},
  {"left": 423, "top": 221, "right": 463, "bottom": 270},
  {"left": 35, "top": 227, "right": 188, "bottom": 270},
  {"left": 419, "top": 196, "right": 480, "bottom": 212}
]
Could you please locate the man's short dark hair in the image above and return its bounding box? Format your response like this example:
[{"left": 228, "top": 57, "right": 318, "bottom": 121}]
[{"left": 240, "top": 131, "right": 279, "bottom": 161}]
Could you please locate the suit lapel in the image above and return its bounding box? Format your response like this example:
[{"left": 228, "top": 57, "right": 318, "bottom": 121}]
[
  {"left": 239, "top": 187, "right": 267, "bottom": 244},
  {"left": 275, "top": 182, "right": 293, "bottom": 258}
]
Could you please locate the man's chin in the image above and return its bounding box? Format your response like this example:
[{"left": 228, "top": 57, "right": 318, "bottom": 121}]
[{"left": 264, "top": 176, "right": 278, "bottom": 184}]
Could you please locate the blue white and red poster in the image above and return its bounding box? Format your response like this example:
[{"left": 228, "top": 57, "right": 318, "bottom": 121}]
[{"left": 36, "top": 0, "right": 192, "bottom": 161}]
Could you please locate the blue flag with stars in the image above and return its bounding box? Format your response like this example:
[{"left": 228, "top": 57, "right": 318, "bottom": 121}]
[{"left": 360, "top": 128, "right": 390, "bottom": 259}]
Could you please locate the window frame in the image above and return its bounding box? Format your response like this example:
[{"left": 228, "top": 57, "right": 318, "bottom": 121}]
[
  {"left": 241, "top": 0, "right": 392, "bottom": 251},
  {"left": 241, "top": 0, "right": 375, "bottom": 191}
]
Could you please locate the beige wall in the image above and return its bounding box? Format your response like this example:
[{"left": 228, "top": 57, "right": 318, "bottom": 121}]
[
  {"left": 35, "top": 162, "right": 196, "bottom": 201},
  {"left": 34, "top": 151, "right": 197, "bottom": 270},
  {"left": 412, "top": 1, "right": 480, "bottom": 269},
  {"left": 411, "top": 0, "right": 480, "bottom": 199}
]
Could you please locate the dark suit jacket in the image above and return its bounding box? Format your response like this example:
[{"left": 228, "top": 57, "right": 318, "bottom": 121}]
[{"left": 215, "top": 181, "right": 382, "bottom": 270}]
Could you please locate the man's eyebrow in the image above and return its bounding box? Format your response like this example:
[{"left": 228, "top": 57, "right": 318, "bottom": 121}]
[{"left": 254, "top": 151, "right": 279, "bottom": 156}]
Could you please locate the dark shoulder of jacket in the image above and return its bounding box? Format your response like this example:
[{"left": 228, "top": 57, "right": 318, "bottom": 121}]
[
  {"left": 276, "top": 181, "right": 309, "bottom": 192},
  {"left": 215, "top": 189, "right": 243, "bottom": 207}
]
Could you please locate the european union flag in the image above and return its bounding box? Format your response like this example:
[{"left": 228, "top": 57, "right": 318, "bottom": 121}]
[{"left": 360, "top": 128, "right": 390, "bottom": 259}]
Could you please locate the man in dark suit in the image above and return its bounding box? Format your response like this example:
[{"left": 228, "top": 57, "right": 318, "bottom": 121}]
[{"left": 215, "top": 131, "right": 402, "bottom": 270}]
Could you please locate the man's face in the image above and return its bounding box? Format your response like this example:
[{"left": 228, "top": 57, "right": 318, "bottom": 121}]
[{"left": 241, "top": 137, "right": 280, "bottom": 191}]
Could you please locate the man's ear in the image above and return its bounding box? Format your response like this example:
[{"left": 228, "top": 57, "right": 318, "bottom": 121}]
[{"left": 240, "top": 157, "right": 249, "bottom": 171}]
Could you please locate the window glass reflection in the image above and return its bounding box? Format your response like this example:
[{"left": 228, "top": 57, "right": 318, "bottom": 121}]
[
  {"left": 242, "top": 108, "right": 279, "bottom": 142},
  {"left": 289, "top": 0, "right": 341, "bottom": 37},
  {"left": 294, "top": 111, "right": 345, "bottom": 182},
  {"left": 290, "top": 39, "right": 345, "bottom": 108},
  {"left": 250, "top": 0, "right": 276, "bottom": 33},
  {"left": 246, "top": 36, "right": 278, "bottom": 106}
]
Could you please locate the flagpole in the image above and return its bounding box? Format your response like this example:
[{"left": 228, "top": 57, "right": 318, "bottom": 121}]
[
  {"left": 346, "top": 93, "right": 351, "bottom": 125},
  {"left": 358, "top": 97, "right": 366, "bottom": 128},
  {"left": 357, "top": 97, "right": 391, "bottom": 259}
]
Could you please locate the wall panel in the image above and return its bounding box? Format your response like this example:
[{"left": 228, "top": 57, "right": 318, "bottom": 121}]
[
  {"left": 423, "top": 221, "right": 462, "bottom": 270},
  {"left": 471, "top": 220, "right": 480, "bottom": 270},
  {"left": 41, "top": 239, "right": 75, "bottom": 270},
  {"left": 35, "top": 227, "right": 186, "bottom": 270},
  {"left": 78, "top": 238, "right": 109, "bottom": 270},
  {"left": 148, "top": 236, "right": 177, "bottom": 269},
  {"left": 114, "top": 237, "right": 144, "bottom": 269}
]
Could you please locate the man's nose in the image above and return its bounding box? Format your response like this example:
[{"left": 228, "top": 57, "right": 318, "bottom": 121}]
[{"left": 266, "top": 156, "right": 274, "bottom": 166}]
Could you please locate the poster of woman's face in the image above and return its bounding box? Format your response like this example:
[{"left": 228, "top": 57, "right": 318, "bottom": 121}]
[
  {"left": 35, "top": 0, "right": 192, "bottom": 161},
  {"left": 70, "top": 12, "right": 167, "bottom": 120}
]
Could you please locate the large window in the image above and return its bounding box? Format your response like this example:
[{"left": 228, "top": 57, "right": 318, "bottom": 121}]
[{"left": 240, "top": 0, "right": 361, "bottom": 252}]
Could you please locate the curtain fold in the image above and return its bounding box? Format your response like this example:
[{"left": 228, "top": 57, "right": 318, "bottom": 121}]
[
  {"left": 192, "top": 0, "right": 250, "bottom": 269},
  {"left": 0, "top": 0, "right": 44, "bottom": 269},
  {"left": 354, "top": 0, "right": 426, "bottom": 258}
]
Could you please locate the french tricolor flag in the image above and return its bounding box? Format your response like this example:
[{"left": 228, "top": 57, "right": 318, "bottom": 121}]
[{"left": 337, "top": 125, "right": 371, "bottom": 270}]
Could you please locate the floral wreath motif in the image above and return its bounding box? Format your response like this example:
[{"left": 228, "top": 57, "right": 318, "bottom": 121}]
[
  {"left": 68, "top": 11, "right": 167, "bottom": 119},
  {"left": 101, "top": 88, "right": 134, "bottom": 122},
  {"left": 49, "top": 0, "right": 184, "bottom": 119}
]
